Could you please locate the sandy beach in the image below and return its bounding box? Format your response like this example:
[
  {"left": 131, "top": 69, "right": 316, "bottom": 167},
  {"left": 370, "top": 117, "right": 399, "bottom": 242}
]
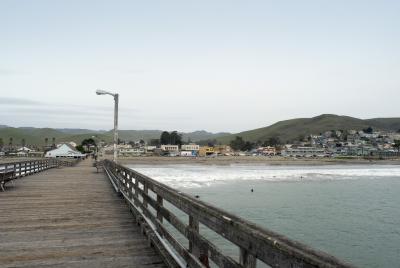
[{"left": 117, "top": 156, "right": 400, "bottom": 166}]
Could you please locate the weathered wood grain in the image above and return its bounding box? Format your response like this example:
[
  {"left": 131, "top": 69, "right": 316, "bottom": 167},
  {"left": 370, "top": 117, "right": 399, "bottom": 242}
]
[{"left": 0, "top": 159, "right": 167, "bottom": 268}]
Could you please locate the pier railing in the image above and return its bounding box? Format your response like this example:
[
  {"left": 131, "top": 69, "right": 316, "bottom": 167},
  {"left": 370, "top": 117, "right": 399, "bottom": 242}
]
[
  {"left": 103, "top": 159, "right": 355, "bottom": 268},
  {"left": 0, "top": 158, "right": 79, "bottom": 191}
]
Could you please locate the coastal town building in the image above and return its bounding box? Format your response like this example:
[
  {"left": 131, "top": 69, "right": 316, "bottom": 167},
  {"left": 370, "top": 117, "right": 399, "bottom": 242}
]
[
  {"left": 45, "top": 144, "right": 86, "bottom": 158},
  {"left": 160, "top": 145, "right": 179, "bottom": 152},
  {"left": 16, "top": 146, "right": 32, "bottom": 157},
  {"left": 282, "top": 147, "right": 326, "bottom": 157},
  {"left": 181, "top": 144, "right": 200, "bottom": 151},
  {"left": 256, "top": 146, "right": 276, "bottom": 156},
  {"left": 161, "top": 145, "right": 179, "bottom": 156},
  {"left": 213, "top": 145, "right": 232, "bottom": 155},
  {"left": 119, "top": 147, "right": 145, "bottom": 157},
  {"left": 145, "top": 145, "right": 157, "bottom": 152},
  {"left": 199, "top": 146, "right": 215, "bottom": 157},
  {"left": 180, "top": 144, "right": 200, "bottom": 157}
]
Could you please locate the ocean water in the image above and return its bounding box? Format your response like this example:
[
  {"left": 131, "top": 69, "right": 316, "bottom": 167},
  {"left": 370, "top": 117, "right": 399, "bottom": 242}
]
[{"left": 128, "top": 164, "right": 400, "bottom": 268}]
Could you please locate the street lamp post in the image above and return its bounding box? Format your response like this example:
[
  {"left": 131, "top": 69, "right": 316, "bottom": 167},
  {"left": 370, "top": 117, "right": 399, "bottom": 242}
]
[{"left": 96, "top": 89, "right": 119, "bottom": 162}]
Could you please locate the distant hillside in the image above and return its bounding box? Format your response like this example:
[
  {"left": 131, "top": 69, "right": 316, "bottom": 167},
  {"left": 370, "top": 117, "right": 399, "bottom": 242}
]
[
  {"left": 215, "top": 114, "right": 400, "bottom": 144},
  {"left": 55, "top": 128, "right": 107, "bottom": 135},
  {"left": 0, "top": 127, "right": 228, "bottom": 146},
  {"left": 108, "top": 130, "right": 228, "bottom": 143},
  {"left": 0, "top": 127, "right": 68, "bottom": 145},
  {"left": 3, "top": 114, "right": 399, "bottom": 147},
  {"left": 182, "top": 130, "right": 230, "bottom": 142}
]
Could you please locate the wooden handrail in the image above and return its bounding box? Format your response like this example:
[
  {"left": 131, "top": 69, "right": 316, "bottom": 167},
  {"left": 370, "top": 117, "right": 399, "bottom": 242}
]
[
  {"left": 0, "top": 158, "right": 80, "bottom": 191},
  {"left": 103, "top": 160, "right": 356, "bottom": 268}
]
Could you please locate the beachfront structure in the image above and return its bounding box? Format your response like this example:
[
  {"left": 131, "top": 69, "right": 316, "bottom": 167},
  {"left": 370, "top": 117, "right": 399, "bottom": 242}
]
[
  {"left": 16, "top": 146, "right": 32, "bottom": 157},
  {"left": 199, "top": 146, "right": 215, "bottom": 157},
  {"left": 17, "top": 146, "right": 32, "bottom": 153},
  {"left": 28, "top": 151, "right": 44, "bottom": 157},
  {"left": 179, "top": 144, "right": 199, "bottom": 157},
  {"left": 180, "top": 151, "right": 196, "bottom": 157},
  {"left": 256, "top": 146, "right": 276, "bottom": 156},
  {"left": 45, "top": 144, "right": 86, "bottom": 158},
  {"left": 160, "top": 144, "right": 179, "bottom": 156},
  {"left": 160, "top": 145, "right": 179, "bottom": 152},
  {"left": 145, "top": 145, "right": 157, "bottom": 152},
  {"left": 119, "top": 147, "right": 145, "bottom": 157},
  {"left": 282, "top": 147, "right": 326, "bottom": 157},
  {"left": 181, "top": 144, "right": 200, "bottom": 151},
  {"left": 213, "top": 145, "right": 232, "bottom": 155}
]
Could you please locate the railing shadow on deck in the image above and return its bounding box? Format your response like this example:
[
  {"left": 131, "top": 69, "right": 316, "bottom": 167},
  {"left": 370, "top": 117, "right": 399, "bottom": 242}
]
[{"left": 103, "top": 160, "right": 356, "bottom": 268}]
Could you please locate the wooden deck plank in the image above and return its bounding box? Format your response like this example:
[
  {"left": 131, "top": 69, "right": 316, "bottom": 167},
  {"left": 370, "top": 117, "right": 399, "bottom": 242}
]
[{"left": 0, "top": 159, "right": 167, "bottom": 268}]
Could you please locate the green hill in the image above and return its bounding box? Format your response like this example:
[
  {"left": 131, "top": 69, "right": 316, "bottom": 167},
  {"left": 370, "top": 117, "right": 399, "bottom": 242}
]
[
  {"left": 0, "top": 127, "right": 228, "bottom": 146},
  {"left": 0, "top": 127, "right": 67, "bottom": 146},
  {"left": 215, "top": 114, "right": 400, "bottom": 144},
  {"left": 2, "top": 114, "right": 399, "bottom": 147}
]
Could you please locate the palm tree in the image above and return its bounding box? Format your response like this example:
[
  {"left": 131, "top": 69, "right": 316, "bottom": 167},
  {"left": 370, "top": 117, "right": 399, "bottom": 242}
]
[
  {"left": 22, "top": 138, "right": 26, "bottom": 147},
  {"left": 45, "top": 137, "right": 48, "bottom": 147}
]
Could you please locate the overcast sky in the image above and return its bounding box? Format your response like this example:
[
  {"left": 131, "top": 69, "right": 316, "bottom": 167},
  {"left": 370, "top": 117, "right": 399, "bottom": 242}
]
[{"left": 1, "top": 0, "right": 399, "bottom": 133}]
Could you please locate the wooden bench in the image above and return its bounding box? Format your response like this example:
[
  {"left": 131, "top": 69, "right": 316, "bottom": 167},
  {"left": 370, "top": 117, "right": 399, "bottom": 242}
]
[{"left": 0, "top": 170, "right": 16, "bottom": 191}]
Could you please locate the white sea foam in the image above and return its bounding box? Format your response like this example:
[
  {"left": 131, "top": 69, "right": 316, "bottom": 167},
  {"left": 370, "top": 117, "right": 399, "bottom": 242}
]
[{"left": 127, "top": 164, "right": 400, "bottom": 188}]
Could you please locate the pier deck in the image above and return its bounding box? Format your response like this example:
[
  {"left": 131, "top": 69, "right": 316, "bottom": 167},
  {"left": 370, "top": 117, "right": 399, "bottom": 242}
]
[{"left": 0, "top": 159, "right": 166, "bottom": 268}]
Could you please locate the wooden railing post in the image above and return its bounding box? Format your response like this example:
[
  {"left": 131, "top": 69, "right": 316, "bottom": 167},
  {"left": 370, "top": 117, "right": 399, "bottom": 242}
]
[
  {"left": 156, "top": 195, "right": 163, "bottom": 223},
  {"left": 189, "top": 215, "right": 209, "bottom": 267},
  {"left": 189, "top": 215, "right": 199, "bottom": 255},
  {"left": 143, "top": 182, "right": 148, "bottom": 208},
  {"left": 130, "top": 177, "right": 136, "bottom": 201},
  {"left": 240, "top": 248, "right": 256, "bottom": 268},
  {"left": 134, "top": 177, "right": 139, "bottom": 206}
]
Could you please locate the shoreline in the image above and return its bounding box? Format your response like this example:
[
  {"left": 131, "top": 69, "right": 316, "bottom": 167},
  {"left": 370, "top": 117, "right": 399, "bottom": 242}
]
[{"left": 116, "top": 156, "right": 400, "bottom": 166}]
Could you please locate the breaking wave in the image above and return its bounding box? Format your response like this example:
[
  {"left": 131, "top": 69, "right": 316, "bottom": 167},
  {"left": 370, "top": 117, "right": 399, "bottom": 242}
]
[{"left": 127, "top": 164, "right": 400, "bottom": 188}]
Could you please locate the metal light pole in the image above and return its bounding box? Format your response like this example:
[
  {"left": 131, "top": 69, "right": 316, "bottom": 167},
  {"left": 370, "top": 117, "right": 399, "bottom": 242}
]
[{"left": 96, "top": 89, "right": 119, "bottom": 162}]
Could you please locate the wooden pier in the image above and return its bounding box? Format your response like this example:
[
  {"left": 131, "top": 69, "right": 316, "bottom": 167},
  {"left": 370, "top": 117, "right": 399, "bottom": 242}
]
[
  {"left": 0, "top": 159, "right": 166, "bottom": 268},
  {"left": 0, "top": 158, "right": 356, "bottom": 268}
]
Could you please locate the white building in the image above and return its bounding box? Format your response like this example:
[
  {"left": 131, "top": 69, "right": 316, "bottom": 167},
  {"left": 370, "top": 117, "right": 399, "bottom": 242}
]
[
  {"left": 119, "top": 147, "right": 145, "bottom": 156},
  {"left": 256, "top": 146, "right": 276, "bottom": 156},
  {"left": 181, "top": 144, "right": 200, "bottom": 151},
  {"left": 181, "top": 151, "right": 195, "bottom": 157},
  {"left": 45, "top": 144, "right": 85, "bottom": 158},
  {"left": 16, "top": 147, "right": 33, "bottom": 157},
  {"left": 145, "top": 146, "right": 157, "bottom": 152},
  {"left": 161, "top": 145, "right": 179, "bottom": 152},
  {"left": 282, "top": 147, "right": 326, "bottom": 157},
  {"left": 17, "top": 146, "right": 32, "bottom": 153}
]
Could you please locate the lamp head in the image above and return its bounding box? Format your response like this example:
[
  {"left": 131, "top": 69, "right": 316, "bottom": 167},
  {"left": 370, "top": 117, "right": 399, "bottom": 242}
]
[{"left": 96, "top": 89, "right": 108, "bottom": 95}]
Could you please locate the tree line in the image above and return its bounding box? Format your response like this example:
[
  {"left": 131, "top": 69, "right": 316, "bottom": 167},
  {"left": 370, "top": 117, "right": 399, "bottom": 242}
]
[
  {"left": 148, "top": 131, "right": 183, "bottom": 146},
  {"left": 229, "top": 136, "right": 281, "bottom": 151}
]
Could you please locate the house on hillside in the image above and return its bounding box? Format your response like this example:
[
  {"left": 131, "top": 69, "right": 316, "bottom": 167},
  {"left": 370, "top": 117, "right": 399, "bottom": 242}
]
[
  {"left": 282, "top": 147, "right": 326, "bottom": 157},
  {"left": 45, "top": 144, "right": 86, "bottom": 158}
]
